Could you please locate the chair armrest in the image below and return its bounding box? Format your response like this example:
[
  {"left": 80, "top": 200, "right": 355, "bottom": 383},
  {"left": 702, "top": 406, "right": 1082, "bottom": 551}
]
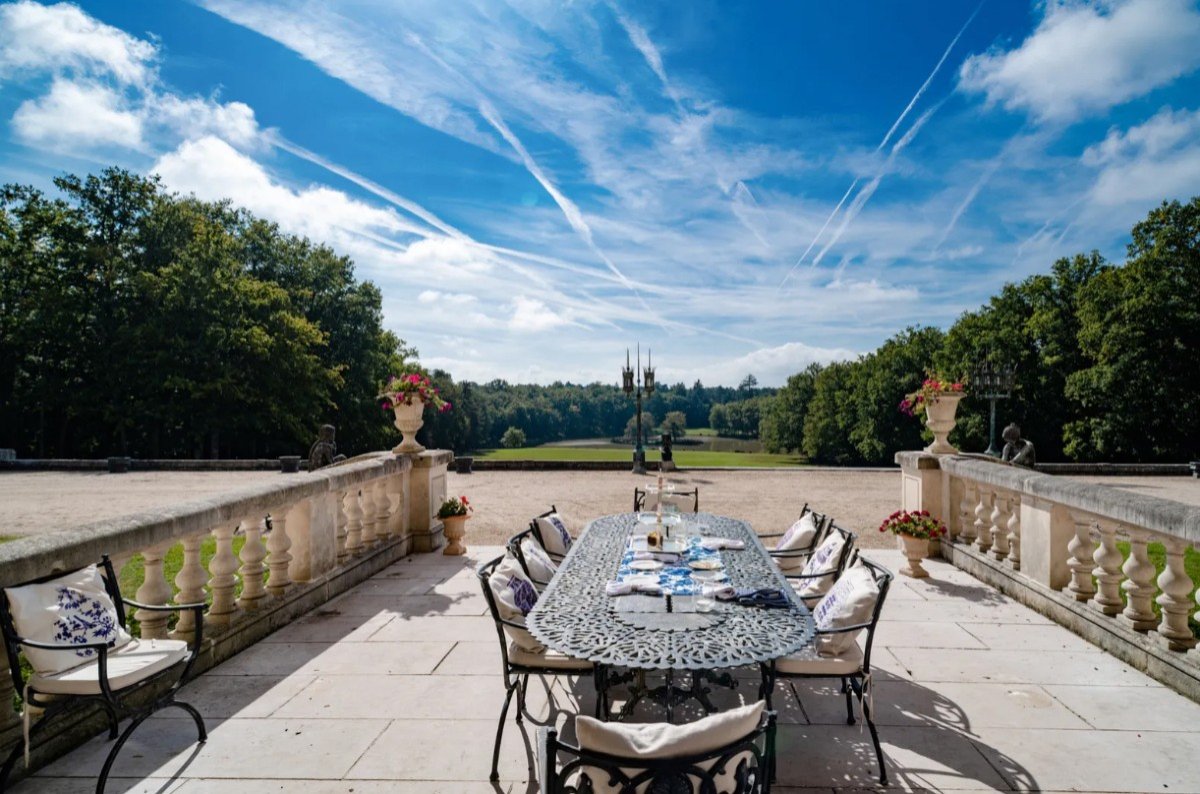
[
  {"left": 816, "top": 620, "right": 873, "bottom": 634},
  {"left": 122, "top": 598, "right": 207, "bottom": 613},
  {"left": 781, "top": 568, "right": 834, "bottom": 580},
  {"left": 769, "top": 547, "right": 815, "bottom": 559},
  {"left": 14, "top": 636, "right": 116, "bottom": 652},
  {"left": 498, "top": 616, "right": 531, "bottom": 632}
]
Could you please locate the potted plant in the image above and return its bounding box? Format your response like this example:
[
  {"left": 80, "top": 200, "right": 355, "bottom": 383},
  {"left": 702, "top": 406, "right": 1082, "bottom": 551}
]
[
  {"left": 379, "top": 372, "right": 451, "bottom": 454},
  {"left": 879, "top": 509, "right": 947, "bottom": 578},
  {"left": 437, "top": 495, "right": 472, "bottom": 555},
  {"left": 899, "top": 374, "right": 966, "bottom": 455}
]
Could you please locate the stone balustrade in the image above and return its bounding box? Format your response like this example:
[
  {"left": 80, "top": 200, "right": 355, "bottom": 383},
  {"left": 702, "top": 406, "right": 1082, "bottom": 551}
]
[
  {"left": 0, "top": 449, "right": 451, "bottom": 776},
  {"left": 898, "top": 451, "right": 1200, "bottom": 701}
]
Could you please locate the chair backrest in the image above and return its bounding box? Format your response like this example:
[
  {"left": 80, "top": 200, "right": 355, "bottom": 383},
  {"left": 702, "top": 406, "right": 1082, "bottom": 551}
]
[
  {"left": 633, "top": 487, "right": 699, "bottom": 513},
  {"left": 527, "top": 503, "right": 559, "bottom": 551},
  {"left": 847, "top": 554, "right": 893, "bottom": 673},
  {"left": 475, "top": 555, "right": 515, "bottom": 673},
  {"left": 539, "top": 711, "right": 777, "bottom": 794},
  {"left": 824, "top": 524, "right": 857, "bottom": 574},
  {"left": 0, "top": 555, "right": 124, "bottom": 694},
  {"left": 506, "top": 528, "right": 553, "bottom": 587}
]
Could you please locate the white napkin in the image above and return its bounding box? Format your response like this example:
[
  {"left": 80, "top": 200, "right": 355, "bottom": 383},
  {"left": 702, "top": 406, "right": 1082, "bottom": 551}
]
[
  {"left": 606, "top": 580, "right": 663, "bottom": 597},
  {"left": 700, "top": 538, "right": 745, "bottom": 551},
  {"left": 701, "top": 584, "right": 736, "bottom": 599},
  {"left": 633, "top": 551, "right": 682, "bottom": 564}
]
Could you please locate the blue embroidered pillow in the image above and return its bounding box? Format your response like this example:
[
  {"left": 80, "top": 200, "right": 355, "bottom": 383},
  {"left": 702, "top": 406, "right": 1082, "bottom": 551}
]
[{"left": 5, "top": 565, "right": 132, "bottom": 675}]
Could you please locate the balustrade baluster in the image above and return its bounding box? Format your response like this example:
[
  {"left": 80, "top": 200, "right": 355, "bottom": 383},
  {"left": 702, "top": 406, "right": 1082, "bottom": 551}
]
[
  {"left": 959, "top": 480, "right": 977, "bottom": 544},
  {"left": 1120, "top": 530, "right": 1157, "bottom": 631},
  {"left": 1155, "top": 540, "right": 1197, "bottom": 650},
  {"left": 336, "top": 492, "right": 350, "bottom": 563},
  {"left": 170, "top": 534, "right": 208, "bottom": 642},
  {"left": 974, "top": 487, "right": 992, "bottom": 553},
  {"left": 990, "top": 492, "right": 1010, "bottom": 561},
  {"left": 374, "top": 479, "right": 393, "bottom": 541},
  {"left": 1065, "top": 512, "right": 1097, "bottom": 601},
  {"left": 1089, "top": 520, "right": 1124, "bottom": 616},
  {"left": 237, "top": 517, "right": 268, "bottom": 611},
  {"left": 135, "top": 542, "right": 174, "bottom": 639},
  {"left": 266, "top": 509, "right": 293, "bottom": 598},
  {"left": 1007, "top": 495, "right": 1021, "bottom": 570},
  {"left": 207, "top": 521, "right": 241, "bottom": 629},
  {"left": 344, "top": 489, "right": 364, "bottom": 556},
  {"left": 360, "top": 486, "right": 378, "bottom": 548}
]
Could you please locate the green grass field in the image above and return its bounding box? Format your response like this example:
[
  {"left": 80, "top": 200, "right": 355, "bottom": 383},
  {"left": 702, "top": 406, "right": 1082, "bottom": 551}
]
[
  {"left": 475, "top": 446, "right": 804, "bottom": 467},
  {"left": 1114, "top": 541, "right": 1200, "bottom": 636}
]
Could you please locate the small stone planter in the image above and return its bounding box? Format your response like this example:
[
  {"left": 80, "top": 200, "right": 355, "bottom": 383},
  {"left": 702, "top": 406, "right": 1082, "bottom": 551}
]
[
  {"left": 279, "top": 456, "right": 301, "bottom": 473},
  {"left": 454, "top": 456, "right": 474, "bottom": 474},
  {"left": 442, "top": 514, "right": 469, "bottom": 555},
  {"left": 107, "top": 456, "right": 131, "bottom": 474},
  {"left": 897, "top": 533, "right": 931, "bottom": 578}
]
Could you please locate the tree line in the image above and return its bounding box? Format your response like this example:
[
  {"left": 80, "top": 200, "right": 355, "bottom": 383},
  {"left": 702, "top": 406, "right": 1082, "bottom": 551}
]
[
  {"left": 0, "top": 168, "right": 409, "bottom": 458},
  {"left": 759, "top": 198, "right": 1200, "bottom": 464}
]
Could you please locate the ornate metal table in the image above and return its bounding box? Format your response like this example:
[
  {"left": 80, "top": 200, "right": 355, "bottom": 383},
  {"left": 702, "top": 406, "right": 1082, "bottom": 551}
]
[{"left": 527, "top": 512, "right": 815, "bottom": 719}]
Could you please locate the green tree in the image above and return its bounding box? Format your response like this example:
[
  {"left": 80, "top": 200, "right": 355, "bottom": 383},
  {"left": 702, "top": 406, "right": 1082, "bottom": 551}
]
[
  {"left": 500, "top": 426, "right": 527, "bottom": 448},
  {"left": 802, "top": 362, "right": 856, "bottom": 464},
  {"left": 760, "top": 364, "right": 821, "bottom": 453},
  {"left": 1064, "top": 198, "right": 1200, "bottom": 460},
  {"left": 660, "top": 410, "right": 687, "bottom": 438}
]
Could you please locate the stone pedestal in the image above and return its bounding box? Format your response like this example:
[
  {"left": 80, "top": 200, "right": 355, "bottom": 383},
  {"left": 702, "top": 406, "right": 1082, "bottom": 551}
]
[{"left": 407, "top": 449, "right": 452, "bottom": 553}]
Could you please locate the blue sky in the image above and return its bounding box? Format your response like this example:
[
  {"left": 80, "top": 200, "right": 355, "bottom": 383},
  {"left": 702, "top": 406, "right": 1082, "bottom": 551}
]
[{"left": 2, "top": 1, "right": 1198, "bottom": 386}]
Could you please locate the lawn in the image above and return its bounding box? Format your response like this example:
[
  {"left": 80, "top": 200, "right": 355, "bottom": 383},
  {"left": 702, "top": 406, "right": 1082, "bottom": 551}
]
[{"left": 475, "top": 446, "right": 804, "bottom": 467}]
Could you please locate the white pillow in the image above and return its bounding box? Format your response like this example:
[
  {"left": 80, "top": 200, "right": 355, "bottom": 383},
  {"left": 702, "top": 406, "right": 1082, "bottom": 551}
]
[
  {"left": 5, "top": 565, "right": 132, "bottom": 675},
  {"left": 795, "top": 531, "right": 846, "bottom": 597},
  {"left": 535, "top": 513, "right": 573, "bottom": 557},
  {"left": 774, "top": 512, "right": 819, "bottom": 569},
  {"left": 487, "top": 556, "right": 544, "bottom": 652},
  {"left": 813, "top": 563, "right": 880, "bottom": 656},
  {"left": 575, "top": 701, "right": 765, "bottom": 793},
  {"left": 520, "top": 538, "right": 557, "bottom": 583}
]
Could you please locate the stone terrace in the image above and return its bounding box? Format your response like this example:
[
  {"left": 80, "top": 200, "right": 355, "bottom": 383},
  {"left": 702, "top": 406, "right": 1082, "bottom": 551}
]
[{"left": 15, "top": 545, "right": 1200, "bottom": 794}]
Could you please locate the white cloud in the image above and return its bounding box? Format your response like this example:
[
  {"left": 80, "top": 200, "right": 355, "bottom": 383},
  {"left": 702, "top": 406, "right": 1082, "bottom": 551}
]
[
  {"left": 11, "top": 78, "right": 143, "bottom": 151},
  {"left": 150, "top": 94, "right": 262, "bottom": 149},
  {"left": 1082, "top": 106, "right": 1200, "bottom": 208},
  {"left": 0, "top": 0, "right": 156, "bottom": 85},
  {"left": 508, "top": 295, "right": 572, "bottom": 332},
  {"left": 674, "top": 341, "right": 858, "bottom": 388},
  {"left": 959, "top": 0, "right": 1200, "bottom": 123},
  {"left": 417, "top": 289, "right": 477, "bottom": 305},
  {"left": 152, "top": 136, "right": 414, "bottom": 241}
]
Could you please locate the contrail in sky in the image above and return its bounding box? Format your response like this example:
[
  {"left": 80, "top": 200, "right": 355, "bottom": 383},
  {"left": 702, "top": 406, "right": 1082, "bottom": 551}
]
[{"left": 780, "top": 2, "right": 984, "bottom": 286}]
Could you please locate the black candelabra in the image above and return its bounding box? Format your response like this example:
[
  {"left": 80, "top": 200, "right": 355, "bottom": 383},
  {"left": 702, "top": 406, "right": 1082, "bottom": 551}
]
[
  {"left": 622, "top": 345, "right": 655, "bottom": 475},
  {"left": 972, "top": 356, "right": 1017, "bottom": 456}
]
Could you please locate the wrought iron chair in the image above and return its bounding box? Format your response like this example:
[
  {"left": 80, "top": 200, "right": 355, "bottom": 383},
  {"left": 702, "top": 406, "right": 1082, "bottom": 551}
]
[
  {"left": 0, "top": 555, "right": 207, "bottom": 793},
  {"left": 507, "top": 528, "right": 557, "bottom": 590},
  {"left": 760, "top": 555, "right": 893, "bottom": 785},
  {"left": 761, "top": 504, "right": 832, "bottom": 568},
  {"left": 477, "top": 554, "right": 591, "bottom": 782},
  {"left": 538, "top": 708, "right": 777, "bottom": 793},
  {"left": 780, "top": 524, "right": 857, "bottom": 607},
  {"left": 633, "top": 486, "right": 699, "bottom": 513}
]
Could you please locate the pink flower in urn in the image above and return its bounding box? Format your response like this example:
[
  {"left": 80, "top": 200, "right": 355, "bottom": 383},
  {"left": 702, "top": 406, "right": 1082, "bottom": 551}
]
[{"left": 439, "top": 401, "right": 452, "bottom": 413}]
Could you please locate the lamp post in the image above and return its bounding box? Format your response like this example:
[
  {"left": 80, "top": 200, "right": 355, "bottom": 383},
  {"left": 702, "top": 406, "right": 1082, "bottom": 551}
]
[
  {"left": 622, "top": 345, "right": 655, "bottom": 475},
  {"left": 972, "top": 355, "right": 1016, "bottom": 457}
]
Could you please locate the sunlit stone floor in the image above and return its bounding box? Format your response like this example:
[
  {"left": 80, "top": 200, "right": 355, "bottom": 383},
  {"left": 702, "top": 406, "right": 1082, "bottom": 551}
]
[{"left": 16, "top": 546, "right": 1200, "bottom": 793}]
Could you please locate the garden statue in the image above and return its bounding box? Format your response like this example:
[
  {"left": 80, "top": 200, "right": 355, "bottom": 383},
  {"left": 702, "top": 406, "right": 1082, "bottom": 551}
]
[
  {"left": 660, "top": 432, "right": 676, "bottom": 472},
  {"left": 1000, "top": 423, "right": 1036, "bottom": 467},
  {"left": 308, "top": 424, "right": 347, "bottom": 471}
]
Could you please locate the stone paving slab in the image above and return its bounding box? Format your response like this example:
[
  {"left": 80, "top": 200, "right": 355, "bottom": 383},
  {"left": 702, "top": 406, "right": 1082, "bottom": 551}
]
[{"left": 16, "top": 546, "right": 1200, "bottom": 793}]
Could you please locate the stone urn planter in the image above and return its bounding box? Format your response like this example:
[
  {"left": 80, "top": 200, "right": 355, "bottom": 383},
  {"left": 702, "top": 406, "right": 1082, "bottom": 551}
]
[
  {"left": 442, "top": 514, "right": 469, "bottom": 555},
  {"left": 897, "top": 533, "right": 930, "bottom": 578},
  {"left": 391, "top": 401, "right": 426, "bottom": 454},
  {"left": 923, "top": 393, "right": 965, "bottom": 455}
]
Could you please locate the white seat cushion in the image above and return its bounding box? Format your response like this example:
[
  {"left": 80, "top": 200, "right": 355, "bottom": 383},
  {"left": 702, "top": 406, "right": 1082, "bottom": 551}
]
[
  {"left": 507, "top": 641, "right": 590, "bottom": 671},
  {"left": 813, "top": 563, "right": 880, "bottom": 655},
  {"left": 794, "top": 532, "right": 846, "bottom": 597},
  {"left": 5, "top": 564, "right": 132, "bottom": 675},
  {"left": 774, "top": 640, "right": 864, "bottom": 676},
  {"left": 573, "top": 701, "right": 764, "bottom": 793},
  {"left": 774, "top": 513, "right": 819, "bottom": 570},
  {"left": 534, "top": 513, "right": 573, "bottom": 557},
  {"left": 31, "top": 638, "right": 189, "bottom": 695}
]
